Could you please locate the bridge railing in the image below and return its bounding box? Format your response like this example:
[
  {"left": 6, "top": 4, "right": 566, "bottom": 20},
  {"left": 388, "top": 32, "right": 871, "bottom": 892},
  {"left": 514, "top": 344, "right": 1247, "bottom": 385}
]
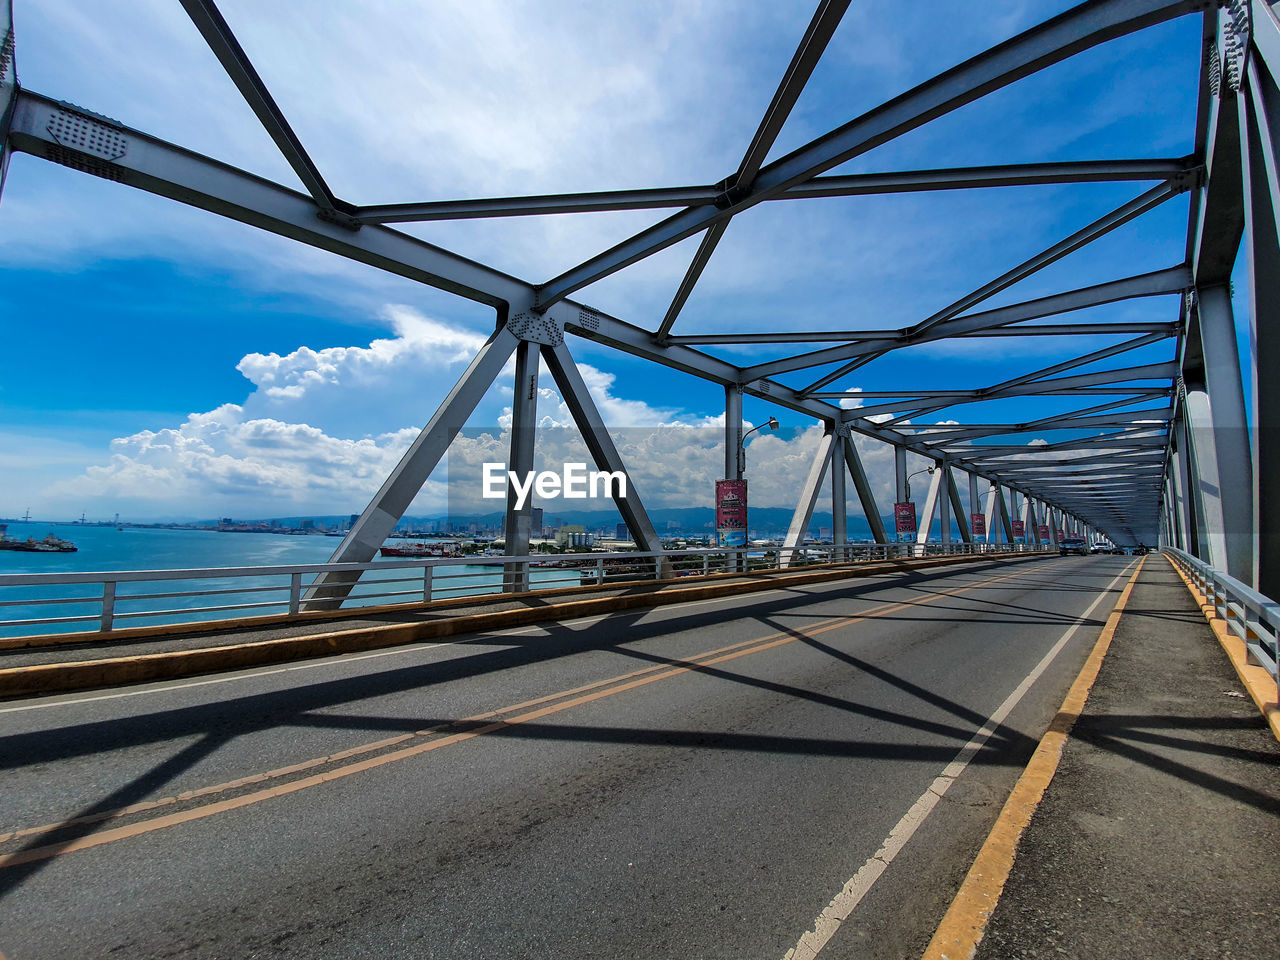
[
  {"left": 0, "top": 541, "right": 1046, "bottom": 641},
  {"left": 1164, "top": 547, "right": 1280, "bottom": 691}
]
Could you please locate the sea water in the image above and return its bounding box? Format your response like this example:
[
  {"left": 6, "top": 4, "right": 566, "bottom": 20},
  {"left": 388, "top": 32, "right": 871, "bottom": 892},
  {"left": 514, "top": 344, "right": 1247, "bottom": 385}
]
[{"left": 0, "top": 522, "right": 580, "bottom": 637}]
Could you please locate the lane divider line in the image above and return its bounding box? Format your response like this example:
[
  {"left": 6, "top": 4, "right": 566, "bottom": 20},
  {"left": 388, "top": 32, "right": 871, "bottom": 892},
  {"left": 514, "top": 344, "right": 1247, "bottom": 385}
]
[
  {"left": 0, "top": 562, "right": 1066, "bottom": 868},
  {"left": 781, "top": 560, "right": 1139, "bottom": 960},
  {"left": 918, "top": 556, "right": 1146, "bottom": 960},
  {"left": 1166, "top": 555, "right": 1280, "bottom": 743}
]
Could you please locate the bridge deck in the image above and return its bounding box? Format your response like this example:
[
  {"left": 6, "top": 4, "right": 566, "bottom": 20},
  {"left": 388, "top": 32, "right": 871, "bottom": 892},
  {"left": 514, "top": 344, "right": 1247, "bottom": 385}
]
[{"left": 0, "top": 554, "right": 1274, "bottom": 959}]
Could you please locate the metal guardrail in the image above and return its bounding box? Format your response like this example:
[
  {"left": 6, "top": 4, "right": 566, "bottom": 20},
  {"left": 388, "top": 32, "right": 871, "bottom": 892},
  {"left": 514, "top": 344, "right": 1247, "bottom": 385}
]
[
  {"left": 1164, "top": 546, "right": 1280, "bottom": 691},
  {"left": 0, "top": 541, "right": 1045, "bottom": 639}
]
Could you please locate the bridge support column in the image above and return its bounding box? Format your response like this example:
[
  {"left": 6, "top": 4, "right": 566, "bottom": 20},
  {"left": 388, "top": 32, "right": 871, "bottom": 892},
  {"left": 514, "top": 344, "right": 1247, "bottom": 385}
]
[
  {"left": 831, "top": 431, "right": 848, "bottom": 556},
  {"left": 1183, "top": 285, "right": 1253, "bottom": 580},
  {"left": 783, "top": 425, "right": 834, "bottom": 568},
  {"left": 723, "top": 385, "right": 744, "bottom": 570},
  {"left": 968, "top": 473, "right": 980, "bottom": 544},
  {"left": 1240, "top": 53, "right": 1280, "bottom": 596},
  {"left": 724, "top": 385, "right": 743, "bottom": 482},
  {"left": 502, "top": 339, "right": 539, "bottom": 592}
]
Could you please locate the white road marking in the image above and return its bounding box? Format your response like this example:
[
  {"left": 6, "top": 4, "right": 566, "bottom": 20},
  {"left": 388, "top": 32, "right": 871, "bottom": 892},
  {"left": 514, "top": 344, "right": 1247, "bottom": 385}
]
[{"left": 781, "top": 560, "right": 1135, "bottom": 960}]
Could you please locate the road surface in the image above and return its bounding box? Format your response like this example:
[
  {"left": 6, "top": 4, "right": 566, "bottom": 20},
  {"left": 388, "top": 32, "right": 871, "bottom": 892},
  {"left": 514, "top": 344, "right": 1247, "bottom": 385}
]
[{"left": 0, "top": 555, "right": 1135, "bottom": 959}]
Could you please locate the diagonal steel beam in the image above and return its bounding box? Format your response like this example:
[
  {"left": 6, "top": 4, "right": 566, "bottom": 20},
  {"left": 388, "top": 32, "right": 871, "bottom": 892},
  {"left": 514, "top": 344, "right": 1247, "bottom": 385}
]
[
  {"left": 534, "top": 0, "right": 1204, "bottom": 310},
  {"left": 541, "top": 341, "right": 665, "bottom": 557},
  {"left": 655, "top": 0, "right": 850, "bottom": 341},
  {"left": 743, "top": 271, "right": 1185, "bottom": 382},
  {"left": 656, "top": 220, "right": 728, "bottom": 341},
  {"left": 910, "top": 183, "right": 1183, "bottom": 336},
  {"left": 305, "top": 325, "right": 521, "bottom": 608},
  {"left": 178, "top": 0, "right": 341, "bottom": 212}
]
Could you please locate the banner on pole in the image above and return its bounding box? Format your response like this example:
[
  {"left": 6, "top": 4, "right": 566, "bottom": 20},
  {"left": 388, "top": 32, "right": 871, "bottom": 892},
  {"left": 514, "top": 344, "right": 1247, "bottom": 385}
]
[
  {"left": 1011, "top": 519, "right": 1025, "bottom": 543},
  {"left": 971, "top": 512, "right": 986, "bottom": 539},
  {"left": 715, "top": 479, "right": 748, "bottom": 548},
  {"left": 894, "top": 501, "right": 917, "bottom": 540},
  {"left": 1038, "top": 524, "right": 1050, "bottom": 541}
]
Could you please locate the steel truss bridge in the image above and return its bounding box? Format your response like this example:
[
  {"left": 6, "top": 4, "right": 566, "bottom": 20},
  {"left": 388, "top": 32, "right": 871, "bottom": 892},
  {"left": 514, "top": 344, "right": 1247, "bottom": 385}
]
[{"left": 0, "top": 0, "right": 1274, "bottom": 601}]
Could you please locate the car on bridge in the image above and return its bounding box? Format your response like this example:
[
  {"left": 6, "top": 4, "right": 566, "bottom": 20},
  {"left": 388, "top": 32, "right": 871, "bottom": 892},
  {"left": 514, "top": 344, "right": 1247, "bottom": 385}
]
[{"left": 1059, "top": 537, "right": 1088, "bottom": 556}]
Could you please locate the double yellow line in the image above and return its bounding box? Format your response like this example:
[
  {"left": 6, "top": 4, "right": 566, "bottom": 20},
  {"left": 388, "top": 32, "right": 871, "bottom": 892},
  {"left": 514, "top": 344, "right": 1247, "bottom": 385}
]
[{"left": 1, "top": 560, "right": 1064, "bottom": 869}]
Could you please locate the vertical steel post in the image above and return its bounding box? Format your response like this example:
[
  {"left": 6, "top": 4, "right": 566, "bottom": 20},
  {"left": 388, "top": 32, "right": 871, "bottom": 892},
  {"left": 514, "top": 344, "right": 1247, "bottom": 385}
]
[
  {"left": 101, "top": 581, "right": 116, "bottom": 632},
  {"left": 725, "top": 384, "right": 743, "bottom": 481},
  {"left": 938, "top": 461, "right": 951, "bottom": 550},
  {"left": 503, "top": 339, "right": 539, "bottom": 592},
  {"left": 831, "top": 431, "right": 848, "bottom": 553},
  {"left": 969, "top": 473, "right": 980, "bottom": 543},
  {"left": 1240, "top": 56, "right": 1280, "bottom": 596}
]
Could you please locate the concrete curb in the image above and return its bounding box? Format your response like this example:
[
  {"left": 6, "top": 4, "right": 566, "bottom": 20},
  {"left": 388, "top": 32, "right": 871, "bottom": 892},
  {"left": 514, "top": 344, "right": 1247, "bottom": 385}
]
[
  {"left": 920, "top": 556, "right": 1146, "bottom": 960},
  {"left": 1167, "top": 555, "right": 1280, "bottom": 743},
  {"left": 0, "top": 553, "right": 1036, "bottom": 701}
]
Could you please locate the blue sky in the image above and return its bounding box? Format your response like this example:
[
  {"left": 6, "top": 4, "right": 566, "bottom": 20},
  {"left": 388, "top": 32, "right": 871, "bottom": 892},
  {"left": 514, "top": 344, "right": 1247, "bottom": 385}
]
[{"left": 0, "top": 1, "right": 1224, "bottom": 523}]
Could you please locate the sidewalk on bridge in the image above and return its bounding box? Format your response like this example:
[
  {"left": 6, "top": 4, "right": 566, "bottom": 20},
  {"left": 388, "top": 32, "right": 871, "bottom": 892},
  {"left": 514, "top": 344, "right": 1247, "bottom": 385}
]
[{"left": 956, "top": 556, "right": 1280, "bottom": 959}]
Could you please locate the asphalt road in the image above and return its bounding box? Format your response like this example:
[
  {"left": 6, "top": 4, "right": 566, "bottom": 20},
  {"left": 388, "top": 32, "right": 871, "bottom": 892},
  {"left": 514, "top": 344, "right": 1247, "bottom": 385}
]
[{"left": 0, "top": 554, "right": 1136, "bottom": 960}]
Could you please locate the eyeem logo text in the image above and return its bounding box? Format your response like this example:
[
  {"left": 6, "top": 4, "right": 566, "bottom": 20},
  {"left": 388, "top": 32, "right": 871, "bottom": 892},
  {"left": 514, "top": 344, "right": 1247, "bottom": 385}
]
[{"left": 482, "top": 463, "right": 627, "bottom": 510}]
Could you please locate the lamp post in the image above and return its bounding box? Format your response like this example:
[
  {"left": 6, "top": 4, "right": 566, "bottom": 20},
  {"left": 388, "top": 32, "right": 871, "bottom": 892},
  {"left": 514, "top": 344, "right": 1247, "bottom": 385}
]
[
  {"left": 738, "top": 416, "right": 779, "bottom": 475},
  {"left": 904, "top": 464, "right": 934, "bottom": 500}
]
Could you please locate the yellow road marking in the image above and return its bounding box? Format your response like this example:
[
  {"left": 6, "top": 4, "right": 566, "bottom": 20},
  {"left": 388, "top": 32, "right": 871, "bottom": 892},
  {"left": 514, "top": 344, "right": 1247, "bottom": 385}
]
[
  {"left": 919, "top": 556, "right": 1145, "bottom": 960},
  {"left": 0, "top": 560, "right": 1064, "bottom": 868}
]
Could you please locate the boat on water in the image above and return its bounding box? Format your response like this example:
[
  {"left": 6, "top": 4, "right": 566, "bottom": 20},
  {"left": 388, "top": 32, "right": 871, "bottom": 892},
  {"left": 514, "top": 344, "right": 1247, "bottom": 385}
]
[
  {"left": 379, "top": 541, "right": 459, "bottom": 558},
  {"left": 0, "top": 532, "right": 78, "bottom": 553}
]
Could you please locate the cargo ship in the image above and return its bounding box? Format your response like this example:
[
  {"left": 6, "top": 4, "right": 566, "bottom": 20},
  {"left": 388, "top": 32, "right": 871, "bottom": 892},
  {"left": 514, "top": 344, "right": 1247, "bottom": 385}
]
[{"left": 0, "top": 526, "right": 78, "bottom": 553}]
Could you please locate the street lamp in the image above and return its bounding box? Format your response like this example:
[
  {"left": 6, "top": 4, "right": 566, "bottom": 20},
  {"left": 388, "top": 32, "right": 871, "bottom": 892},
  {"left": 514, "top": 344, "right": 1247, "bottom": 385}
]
[
  {"left": 904, "top": 464, "right": 934, "bottom": 500},
  {"left": 738, "top": 416, "right": 779, "bottom": 475}
]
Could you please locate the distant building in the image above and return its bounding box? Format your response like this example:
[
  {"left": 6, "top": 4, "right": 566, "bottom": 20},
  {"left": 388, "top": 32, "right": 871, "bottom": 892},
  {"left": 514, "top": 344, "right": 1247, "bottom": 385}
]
[
  {"left": 300, "top": 519, "right": 315, "bottom": 531},
  {"left": 819, "top": 526, "right": 831, "bottom": 539},
  {"left": 556, "top": 525, "right": 592, "bottom": 548},
  {"left": 532, "top": 508, "right": 544, "bottom": 537},
  {"left": 616, "top": 522, "right": 628, "bottom": 540},
  {"left": 348, "top": 514, "right": 359, "bottom": 529}
]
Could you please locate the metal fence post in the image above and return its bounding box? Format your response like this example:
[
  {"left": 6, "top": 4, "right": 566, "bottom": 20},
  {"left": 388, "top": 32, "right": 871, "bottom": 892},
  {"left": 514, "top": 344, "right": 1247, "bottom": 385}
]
[
  {"left": 101, "top": 581, "right": 116, "bottom": 632},
  {"left": 595, "top": 558, "right": 604, "bottom": 585},
  {"left": 288, "top": 573, "right": 302, "bottom": 615},
  {"left": 423, "top": 565, "right": 433, "bottom": 603}
]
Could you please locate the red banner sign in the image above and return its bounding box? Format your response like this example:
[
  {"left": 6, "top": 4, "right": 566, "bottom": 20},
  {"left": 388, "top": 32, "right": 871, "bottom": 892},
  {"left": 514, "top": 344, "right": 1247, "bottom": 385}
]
[
  {"left": 1011, "top": 520, "right": 1025, "bottom": 542},
  {"left": 715, "top": 479, "right": 748, "bottom": 548},
  {"left": 894, "top": 501, "right": 917, "bottom": 538},
  {"left": 971, "top": 513, "right": 986, "bottom": 538},
  {"left": 1038, "top": 524, "right": 1050, "bottom": 541}
]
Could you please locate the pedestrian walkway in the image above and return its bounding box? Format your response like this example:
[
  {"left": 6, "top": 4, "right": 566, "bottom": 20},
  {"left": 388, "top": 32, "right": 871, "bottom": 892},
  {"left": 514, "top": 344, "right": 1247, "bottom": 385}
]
[{"left": 958, "top": 556, "right": 1280, "bottom": 959}]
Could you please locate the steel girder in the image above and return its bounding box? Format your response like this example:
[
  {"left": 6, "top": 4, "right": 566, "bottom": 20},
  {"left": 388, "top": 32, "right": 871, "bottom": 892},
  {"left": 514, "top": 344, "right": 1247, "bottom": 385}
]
[{"left": 2, "top": 0, "right": 1240, "bottom": 568}]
